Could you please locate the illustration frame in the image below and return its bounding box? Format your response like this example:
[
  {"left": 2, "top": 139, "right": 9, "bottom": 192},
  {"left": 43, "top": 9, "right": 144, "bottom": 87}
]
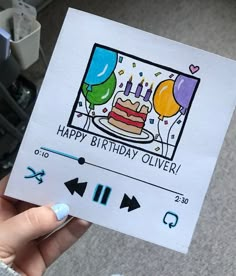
[{"left": 68, "top": 43, "right": 200, "bottom": 161}]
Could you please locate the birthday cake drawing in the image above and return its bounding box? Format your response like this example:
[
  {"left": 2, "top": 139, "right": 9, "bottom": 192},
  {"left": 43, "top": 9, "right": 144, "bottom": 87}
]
[
  {"left": 108, "top": 78, "right": 152, "bottom": 135},
  {"left": 68, "top": 44, "right": 200, "bottom": 160}
]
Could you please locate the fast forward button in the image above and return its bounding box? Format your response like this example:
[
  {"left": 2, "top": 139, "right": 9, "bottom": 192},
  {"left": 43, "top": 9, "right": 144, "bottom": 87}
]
[{"left": 120, "top": 193, "right": 141, "bottom": 212}]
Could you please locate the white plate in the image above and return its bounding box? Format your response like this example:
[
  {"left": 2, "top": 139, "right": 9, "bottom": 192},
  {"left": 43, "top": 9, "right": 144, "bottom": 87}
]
[{"left": 93, "top": 116, "right": 154, "bottom": 143}]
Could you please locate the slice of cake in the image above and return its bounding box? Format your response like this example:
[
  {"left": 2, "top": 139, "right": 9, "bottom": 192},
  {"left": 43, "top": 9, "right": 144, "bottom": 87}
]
[{"left": 108, "top": 92, "right": 152, "bottom": 135}]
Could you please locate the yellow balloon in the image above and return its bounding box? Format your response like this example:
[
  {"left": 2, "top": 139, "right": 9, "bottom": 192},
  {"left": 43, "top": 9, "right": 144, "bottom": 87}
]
[{"left": 153, "top": 80, "right": 180, "bottom": 120}]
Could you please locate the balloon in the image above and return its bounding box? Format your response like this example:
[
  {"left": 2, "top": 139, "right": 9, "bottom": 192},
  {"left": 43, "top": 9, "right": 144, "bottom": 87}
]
[
  {"left": 174, "top": 75, "right": 198, "bottom": 114},
  {"left": 82, "top": 73, "right": 117, "bottom": 110},
  {"left": 85, "top": 47, "right": 117, "bottom": 90},
  {"left": 153, "top": 80, "right": 180, "bottom": 120}
]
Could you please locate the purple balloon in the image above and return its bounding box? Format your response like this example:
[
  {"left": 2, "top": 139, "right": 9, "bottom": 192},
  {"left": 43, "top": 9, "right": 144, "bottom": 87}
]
[{"left": 174, "top": 75, "right": 198, "bottom": 114}]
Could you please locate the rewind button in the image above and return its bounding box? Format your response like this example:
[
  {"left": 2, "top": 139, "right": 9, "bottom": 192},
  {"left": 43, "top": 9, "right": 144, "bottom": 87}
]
[{"left": 64, "top": 178, "right": 87, "bottom": 197}]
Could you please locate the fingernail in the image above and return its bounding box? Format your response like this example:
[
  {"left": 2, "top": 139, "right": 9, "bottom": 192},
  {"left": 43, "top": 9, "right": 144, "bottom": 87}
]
[{"left": 51, "top": 203, "right": 70, "bottom": 221}]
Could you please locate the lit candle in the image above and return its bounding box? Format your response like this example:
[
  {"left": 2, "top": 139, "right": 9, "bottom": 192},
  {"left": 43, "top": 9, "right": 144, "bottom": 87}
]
[
  {"left": 144, "top": 83, "right": 153, "bottom": 102},
  {"left": 135, "top": 78, "right": 144, "bottom": 98},
  {"left": 124, "top": 76, "right": 133, "bottom": 96}
]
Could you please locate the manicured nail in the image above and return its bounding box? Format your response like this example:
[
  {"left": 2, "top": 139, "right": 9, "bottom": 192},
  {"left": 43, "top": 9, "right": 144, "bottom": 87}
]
[{"left": 51, "top": 203, "right": 70, "bottom": 221}]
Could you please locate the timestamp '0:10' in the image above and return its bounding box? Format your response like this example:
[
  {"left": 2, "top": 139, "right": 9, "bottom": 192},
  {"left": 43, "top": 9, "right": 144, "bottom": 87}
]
[
  {"left": 34, "top": 149, "right": 49, "bottom": 158},
  {"left": 175, "top": 196, "right": 189, "bottom": 204}
]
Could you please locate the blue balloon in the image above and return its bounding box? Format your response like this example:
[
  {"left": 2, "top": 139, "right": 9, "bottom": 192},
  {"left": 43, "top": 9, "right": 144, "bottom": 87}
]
[{"left": 85, "top": 47, "right": 117, "bottom": 90}]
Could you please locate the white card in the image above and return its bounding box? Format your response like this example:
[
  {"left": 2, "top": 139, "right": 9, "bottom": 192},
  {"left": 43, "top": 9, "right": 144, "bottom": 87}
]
[{"left": 5, "top": 8, "right": 236, "bottom": 253}]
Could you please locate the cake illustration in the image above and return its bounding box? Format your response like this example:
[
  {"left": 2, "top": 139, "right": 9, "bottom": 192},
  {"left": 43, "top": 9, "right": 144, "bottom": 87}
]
[{"left": 108, "top": 78, "right": 152, "bottom": 135}]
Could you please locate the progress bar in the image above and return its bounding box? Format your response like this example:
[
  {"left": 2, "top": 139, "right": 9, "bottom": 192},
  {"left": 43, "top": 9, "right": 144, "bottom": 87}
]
[{"left": 41, "top": 146, "right": 184, "bottom": 196}]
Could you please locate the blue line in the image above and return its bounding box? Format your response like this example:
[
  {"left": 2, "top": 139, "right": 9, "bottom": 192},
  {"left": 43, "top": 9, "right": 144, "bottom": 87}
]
[{"left": 40, "top": 147, "right": 79, "bottom": 161}]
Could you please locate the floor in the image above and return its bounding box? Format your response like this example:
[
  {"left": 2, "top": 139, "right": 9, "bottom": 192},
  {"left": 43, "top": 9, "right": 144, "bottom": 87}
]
[{"left": 26, "top": 0, "right": 236, "bottom": 275}]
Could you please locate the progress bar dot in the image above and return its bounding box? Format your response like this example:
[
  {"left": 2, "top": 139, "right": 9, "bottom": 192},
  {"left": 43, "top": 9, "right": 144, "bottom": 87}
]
[{"left": 78, "top": 157, "right": 85, "bottom": 165}]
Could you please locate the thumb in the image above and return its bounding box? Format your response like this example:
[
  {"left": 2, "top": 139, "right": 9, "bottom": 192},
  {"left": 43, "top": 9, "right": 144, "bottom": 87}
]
[{"left": 0, "top": 204, "right": 70, "bottom": 253}]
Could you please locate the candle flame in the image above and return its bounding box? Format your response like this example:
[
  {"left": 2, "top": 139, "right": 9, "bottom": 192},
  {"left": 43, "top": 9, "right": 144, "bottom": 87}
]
[
  {"left": 150, "top": 83, "right": 154, "bottom": 90},
  {"left": 141, "top": 78, "right": 145, "bottom": 85},
  {"left": 129, "top": 75, "right": 133, "bottom": 82}
]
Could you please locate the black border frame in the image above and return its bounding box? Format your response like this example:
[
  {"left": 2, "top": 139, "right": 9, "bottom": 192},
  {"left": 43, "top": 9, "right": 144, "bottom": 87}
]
[{"left": 68, "top": 43, "right": 200, "bottom": 161}]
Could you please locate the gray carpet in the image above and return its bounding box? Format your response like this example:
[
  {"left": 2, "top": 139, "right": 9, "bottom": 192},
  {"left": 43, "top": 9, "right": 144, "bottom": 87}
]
[{"left": 30, "top": 0, "right": 236, "bottom": 275}]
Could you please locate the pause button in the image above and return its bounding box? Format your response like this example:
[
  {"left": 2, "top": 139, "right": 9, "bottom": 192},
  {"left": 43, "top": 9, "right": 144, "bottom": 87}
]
[{"left": 93, "top": 184, "right": 112, "bottom": 205}]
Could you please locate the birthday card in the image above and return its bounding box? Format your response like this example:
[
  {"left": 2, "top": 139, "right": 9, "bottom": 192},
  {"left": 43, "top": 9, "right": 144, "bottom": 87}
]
[{"left": 5, "top": 9, "right": 236, "bottom": 253}]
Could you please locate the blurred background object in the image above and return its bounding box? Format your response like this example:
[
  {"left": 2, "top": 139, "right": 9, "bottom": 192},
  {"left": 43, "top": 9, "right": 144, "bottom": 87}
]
[{"left": 0, "top": 0, "right": 53, "bottom": 11}]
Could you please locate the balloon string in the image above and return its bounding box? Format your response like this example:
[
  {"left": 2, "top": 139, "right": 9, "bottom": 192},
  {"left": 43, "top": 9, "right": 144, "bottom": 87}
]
[
  {"left": 86, "top": 110, "right": 92, "bottom": 131},
  {"left": 84, "top": 106, "right": 92, "bottom": 131},
  {"left": 165, "top": 113, "right": 182, "bottom": 157},
  {"left": 83, "top": 90, "right": 90, "bottom": 130},
  {"left": 157, "top": 118, "right": 164, "bottom": 156}
]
